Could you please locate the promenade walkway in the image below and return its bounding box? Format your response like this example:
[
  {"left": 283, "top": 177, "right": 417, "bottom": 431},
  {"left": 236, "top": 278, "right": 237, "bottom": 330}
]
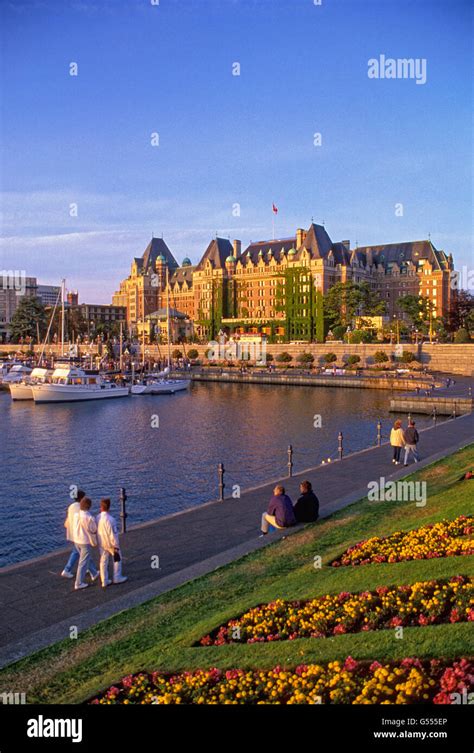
[{"left": 0, "top": 412, "right": 473, "bottom": 670}]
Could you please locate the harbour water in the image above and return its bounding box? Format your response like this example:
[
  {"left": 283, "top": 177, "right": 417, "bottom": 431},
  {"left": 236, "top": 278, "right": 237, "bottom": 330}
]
[{"left": 0, "top": 382, "right": 441, "bottom": 566}]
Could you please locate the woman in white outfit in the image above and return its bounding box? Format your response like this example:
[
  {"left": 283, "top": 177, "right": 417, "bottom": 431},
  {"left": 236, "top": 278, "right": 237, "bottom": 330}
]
[
  {"left": 73, "top": 498, "right": 99, "bottom": 591},
  {"left": 96, "top": 498, "right": 127, "bottom": 588}
]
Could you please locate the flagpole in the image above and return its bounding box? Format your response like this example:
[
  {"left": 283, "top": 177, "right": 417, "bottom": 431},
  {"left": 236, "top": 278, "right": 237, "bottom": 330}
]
[{"left": 272, "top": 210, "right": 275, "bottom": 241}]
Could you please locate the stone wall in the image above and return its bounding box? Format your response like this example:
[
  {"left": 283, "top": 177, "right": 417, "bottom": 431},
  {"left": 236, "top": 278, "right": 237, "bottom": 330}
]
[{"left": 1, "top": 342, "right": 473, "bottom": 376}]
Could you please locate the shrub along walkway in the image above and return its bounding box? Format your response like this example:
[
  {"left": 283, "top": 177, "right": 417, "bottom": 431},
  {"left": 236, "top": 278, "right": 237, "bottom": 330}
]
[{"left": 0, "top": 412, "right": 473, "bottom": 669}]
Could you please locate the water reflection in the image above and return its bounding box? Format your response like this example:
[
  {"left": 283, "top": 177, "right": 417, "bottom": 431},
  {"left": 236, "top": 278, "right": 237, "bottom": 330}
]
[{"left": 0, "top": 383, "right": 439, "bottom": 565}]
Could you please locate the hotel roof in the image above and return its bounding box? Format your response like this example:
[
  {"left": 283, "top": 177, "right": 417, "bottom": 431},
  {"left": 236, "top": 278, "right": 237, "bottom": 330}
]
[
  {"left": 136, "top": 237, "right": 179, "bottom": 272},
  {"left": 196, "top": 237, "right": 234, "bottom": 270}
]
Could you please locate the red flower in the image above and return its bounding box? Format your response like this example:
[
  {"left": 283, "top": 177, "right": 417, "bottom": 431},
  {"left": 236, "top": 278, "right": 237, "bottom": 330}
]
[{"left": 344, "top": 656, "right": 358, "bottom": 671}]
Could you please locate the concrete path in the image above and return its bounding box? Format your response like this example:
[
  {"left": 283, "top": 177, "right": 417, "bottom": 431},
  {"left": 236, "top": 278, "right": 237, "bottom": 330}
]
[{"left": 0, "top": 412, "right": 473, "bottom": 670}]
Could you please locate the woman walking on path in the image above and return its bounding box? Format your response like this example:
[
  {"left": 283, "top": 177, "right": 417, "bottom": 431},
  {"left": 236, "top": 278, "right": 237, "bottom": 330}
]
[
  {"left": 390, "top": 419, "right": 405, "bottom": 465},
  {"left": 73, "top": 498, "right": 99, "bottom": 591}
]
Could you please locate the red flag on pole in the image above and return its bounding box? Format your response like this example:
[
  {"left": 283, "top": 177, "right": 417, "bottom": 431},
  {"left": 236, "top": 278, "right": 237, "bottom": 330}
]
[{"left": 272, "top": 203, "right": 278, "bottom": 214}]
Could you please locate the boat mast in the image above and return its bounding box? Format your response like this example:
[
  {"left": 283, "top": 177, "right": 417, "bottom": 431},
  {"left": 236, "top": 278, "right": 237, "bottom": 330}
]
[
  {"left": 119, "top": 320, "right": 123, "bottom": 372},
  {"left": 166, "top": 265, "right": 171, "bottom": 369},
  {"left": 38, "top": 287, "right": 61, "bottom": 366},
  {"left": 60, "top": 278, "right": 66, "bottom": 357},
  {"left": 142, "top": 282, "right": 146, "bottom": 370}
]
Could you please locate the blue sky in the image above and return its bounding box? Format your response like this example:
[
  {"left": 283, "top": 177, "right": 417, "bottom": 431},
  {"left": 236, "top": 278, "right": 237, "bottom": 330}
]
[{"left": 0, "top": 0, "right": 472, "bottom": 302}]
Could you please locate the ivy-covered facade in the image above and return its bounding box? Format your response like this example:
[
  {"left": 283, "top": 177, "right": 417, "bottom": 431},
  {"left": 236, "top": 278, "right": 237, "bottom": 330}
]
[{"left": 114, "top": 223, "right": 454, "bottom": 342}]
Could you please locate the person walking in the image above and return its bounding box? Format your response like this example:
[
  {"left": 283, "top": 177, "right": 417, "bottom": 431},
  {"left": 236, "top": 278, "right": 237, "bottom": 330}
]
[
  {"left": 73, "top": 497, "right": 99, "bottom": 591},
  {"left": 403, "top": 420, "right": 420, "bottom": 466},
  {"left": 294, "top": 480, "right": 319, "bottom": 523},
  {"left": 260, "top": 485, "right": 296, "bottom": 535},
  {"left": 390, "top": 419, "right": 405, "bottom": 465},
  {"left": 61, "top": 489, "right": 98, "bottom": 581},
  {"left": 96, "top": 498, "right": 127, "bottom": 587},
  {"left": 61, "top": 489, "right": 84, "bottom": 579}
]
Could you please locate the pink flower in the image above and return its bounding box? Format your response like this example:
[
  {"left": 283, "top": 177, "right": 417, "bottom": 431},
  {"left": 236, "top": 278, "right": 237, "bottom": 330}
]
[
  {"left": 370, "top": 661, "right": 382, "bottom": 671},
  {"left": 440, "top": 669, "right": 458, "bottom": 692},
  {"left": 344, "top": 656, "right": 358, "bottom": 671},
  {"left": 338, "top": 592, "right": 351, "bottom": 602},
  {"left": 295, "top": 665, "right": 308, "bottom": 676},
  {"left": 433, "top": 691, "right": 453, "bottom": 705}
]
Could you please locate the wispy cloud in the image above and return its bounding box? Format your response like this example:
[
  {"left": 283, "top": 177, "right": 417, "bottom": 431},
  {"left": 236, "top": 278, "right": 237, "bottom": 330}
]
[{"left": 0, "top": 188, "right": 269, "bottom": 301}]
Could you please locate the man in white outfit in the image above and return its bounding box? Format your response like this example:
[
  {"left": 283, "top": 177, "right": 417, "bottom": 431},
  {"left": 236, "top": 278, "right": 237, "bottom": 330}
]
[
  {"left": 61, "top": 489, "right": 99, "bottom": 581},
  {"left": 73, "top": 498, "right": 99, "bottom": 590},
  {"left": 96, "top": 498, "right": 127, "bottom": 587}
]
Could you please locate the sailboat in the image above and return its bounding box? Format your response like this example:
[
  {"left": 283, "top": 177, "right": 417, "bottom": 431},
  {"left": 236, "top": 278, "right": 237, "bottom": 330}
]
[
  {"left": 28, "top": 280, "right": 128, "bottom": 403},
  {"left": 7, "top": 284, "right": 62, "bottom": 401},
  {"left": 131, "top": 266, "right": 190, "bottom": 395}
]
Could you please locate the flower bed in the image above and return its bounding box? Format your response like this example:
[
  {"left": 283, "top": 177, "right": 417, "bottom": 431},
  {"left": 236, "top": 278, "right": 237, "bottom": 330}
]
[
  {"left": 90, "top": 657, "right": 473, "bottom": 705},
  {"left": 331, "top": 515, "right": 474, "bottom": 567},
  {"left": 198, "top": 577, "right": 473, "bottom": 645}
]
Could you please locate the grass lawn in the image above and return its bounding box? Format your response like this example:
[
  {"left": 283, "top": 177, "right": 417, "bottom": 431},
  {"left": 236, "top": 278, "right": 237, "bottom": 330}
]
[{"left": 1, "top": 444, "right": 473, "bottom": 704}]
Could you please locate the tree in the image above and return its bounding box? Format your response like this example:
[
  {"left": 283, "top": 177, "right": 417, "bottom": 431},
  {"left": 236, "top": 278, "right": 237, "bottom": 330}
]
[
  {"left": 345, "top": 354, "right": 361, "bottom": 366},
  {"left": 332, "top": 325, "right": 346, "bottom": 341},
  {"left": 324, "top": 352, "right": 337, "bottom": 363},
  {"left": 187, "top": 348, "right": 199, "bottom": 360},
  {"left": 323, "top": 282, "right": 386, "bottom": 329},
  {"left": 9, "top": 297, "right": 47, "bottom": 342},
  {"left": 67, "top": 307, "right": 88, "bottom": 341},
  {"left": 398, "top": 294, "right": 436, "bottom": 333},
  {"left": 454, "top": 328, "right": 471, "bottom": 343},
  {"left": 276, "top": 352, "right": 292, "bottom": 363},
  {"left": 296, "top": 352, "right": 315, "bottom": 365},
  {"left": 400, "top": 350, "right": 416, "bottom": 363},
  {"left": 172, "top": 349, "right": 183, "bottom": 359},
  {"left": 445, "top": 290, "right": 474, "bottom": 334},
  {"left": 346, "top": 329, "right": 374, "bottom": 343},
  {"left": 374, "top": 350, "right": 389, "bottom": 363}
]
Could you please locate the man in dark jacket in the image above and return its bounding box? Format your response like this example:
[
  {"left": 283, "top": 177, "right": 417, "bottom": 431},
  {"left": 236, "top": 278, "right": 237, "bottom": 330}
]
[
  {"left": 403, "top": 420, "right": 420, "bottom": 466},
  {"left": 260, "top": 485, "right": 296, "bottom": 534},
  {"left": 294, "top": 480, "right": 319, "bottom": 523}
]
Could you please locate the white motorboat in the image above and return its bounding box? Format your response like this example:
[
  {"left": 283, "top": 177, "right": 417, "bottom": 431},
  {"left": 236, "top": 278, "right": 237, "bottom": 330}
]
[
  {"left": 132, "top": 268, "right": 192, "bottom": 396},
  {"left": 131, "top": 378, "right": 190, "bottom": 395},
  {"left": 8, "top": 367, "right": 53, "bottom": 401},
  {"left": 31, "top": 366, "right": 130, "bottom": 403},
  {"left": 1, "top": 363, "right": 33, "bottom": 384}
]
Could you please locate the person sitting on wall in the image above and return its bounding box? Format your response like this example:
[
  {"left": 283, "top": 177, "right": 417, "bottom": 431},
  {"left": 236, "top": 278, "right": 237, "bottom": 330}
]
[
  {"left": 294, "top": 480, "right": 319, "bottom": 523},
  {"left": 260, "top": 485, "right": 296, "bottom": 535}
]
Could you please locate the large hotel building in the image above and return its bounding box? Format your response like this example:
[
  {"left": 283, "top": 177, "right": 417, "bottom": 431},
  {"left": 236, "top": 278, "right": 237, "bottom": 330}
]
[{"left": 112, "top": 222, "right": 454, "bottom": 342}]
